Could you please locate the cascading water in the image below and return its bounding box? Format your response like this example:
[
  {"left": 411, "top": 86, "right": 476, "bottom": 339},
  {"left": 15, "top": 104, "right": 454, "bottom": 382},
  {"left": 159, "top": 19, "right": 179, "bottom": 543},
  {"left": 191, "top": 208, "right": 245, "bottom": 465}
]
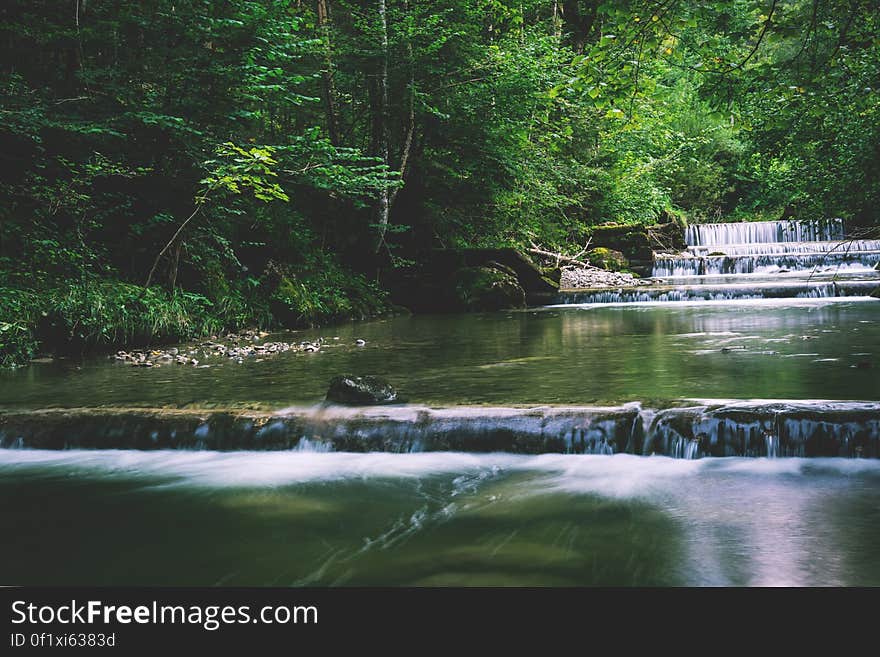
[
  {"left": 656, "top": 219, "right": 880, "bottom": 279},
  {"left": 2, "top": 402, "right": 878, "bottom": 459},
  {"left": 765, "top": 433, "right": 778, "bottom": 458},
  {"left": 556, "top": 279, "right": 875, "bottom": 304},
  {"left": 684, "top": 219, "right": 844, "bottom": 247},
  {"left": 688, "top": 239, "right": 880, "bottom": 257},
  {"left": 653, "top": 251, "right": 880, "bottom": 277},
  {"left": 554, "top": 218, "right": 879, "bottom": 302}
]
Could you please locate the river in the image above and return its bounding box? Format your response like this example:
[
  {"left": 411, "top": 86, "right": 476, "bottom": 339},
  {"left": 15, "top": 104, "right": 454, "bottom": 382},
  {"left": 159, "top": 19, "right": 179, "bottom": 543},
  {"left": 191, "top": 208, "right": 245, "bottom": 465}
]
[{"left": 1, "top": 219, "right": 879, "bottom": 586}]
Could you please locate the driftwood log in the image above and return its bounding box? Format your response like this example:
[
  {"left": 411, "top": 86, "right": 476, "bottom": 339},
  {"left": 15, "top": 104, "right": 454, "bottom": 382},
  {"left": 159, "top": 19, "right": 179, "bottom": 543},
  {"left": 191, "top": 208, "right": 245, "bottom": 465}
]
[{"left": 527, "top": 238, "right": 599, "bottom": 270}]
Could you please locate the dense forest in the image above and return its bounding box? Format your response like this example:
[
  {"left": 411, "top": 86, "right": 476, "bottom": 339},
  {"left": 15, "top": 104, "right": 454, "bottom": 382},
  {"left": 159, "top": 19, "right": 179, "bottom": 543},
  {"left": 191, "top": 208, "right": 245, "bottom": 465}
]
[{"left": 1, "top": 0, "right": 878, "bottom": 365}]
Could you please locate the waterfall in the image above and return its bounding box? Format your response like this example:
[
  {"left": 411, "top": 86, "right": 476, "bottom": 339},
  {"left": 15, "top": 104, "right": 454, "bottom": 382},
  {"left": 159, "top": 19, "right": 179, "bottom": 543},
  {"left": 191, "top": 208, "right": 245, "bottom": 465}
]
[
  {"left": 684, "top": 219, "right": 844, "bottom": 247},
  {"left": 765, "top": 434, "right": 778, "bottom": 458},
  {"left": 670, "top": 437, "right": 700, "bottom": 460},
  {"left": 2, "top": 402, "right": 878, "bottom": 459},
  {"left": 552, "top": 217, "right": 879, "bottom": 299},
  {"left": 293, "top": 437, "right": 334, "bottom": 452},
  {"left": 687, "top": 240, "right": 880, "bottom": 257},
  {"left": 653, "top": 251, "right": 880, "bottom": 278},
  {"left": 645, "top": 218, "right": 880, "bottom": 284}
]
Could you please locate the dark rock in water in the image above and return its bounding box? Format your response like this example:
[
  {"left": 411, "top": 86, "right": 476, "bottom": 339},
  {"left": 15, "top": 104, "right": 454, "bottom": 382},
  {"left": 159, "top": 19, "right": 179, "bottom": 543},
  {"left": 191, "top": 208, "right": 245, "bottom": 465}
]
[
  {"left": 326, "top": 375, "right": 400, "bottom": 405},
  {"left": 453, "top": 265, "right": 526, "bottom": 311}
]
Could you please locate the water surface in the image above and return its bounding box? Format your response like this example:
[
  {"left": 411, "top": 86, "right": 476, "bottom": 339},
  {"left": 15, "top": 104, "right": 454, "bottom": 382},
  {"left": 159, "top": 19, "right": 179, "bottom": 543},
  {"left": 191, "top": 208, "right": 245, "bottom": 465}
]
[
  {"left": 1, "top": 297, "right": 877, "bottom": 409},
  {"left": 1, "top": 450, "right": 878, "bottom": 586}
]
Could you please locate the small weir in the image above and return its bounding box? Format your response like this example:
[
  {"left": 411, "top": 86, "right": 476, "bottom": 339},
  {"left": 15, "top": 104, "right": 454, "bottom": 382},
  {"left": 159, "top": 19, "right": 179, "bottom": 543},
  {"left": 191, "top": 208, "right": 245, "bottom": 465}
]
[
  {"left": 684, "top": 218, "right": 845, "bottom": 246},
  {"left": 556, "top": 218, "right": 879, "bottom": 303},
  {"left": 558, "top": 278, "right": 876, "bottom": 304},
  {"left": 1, "top": 402, "right": 878, "bottom": 459},
  {"left": 653, "top": 251, "right": 880, "bottom": 277},
  {"left": 687, "top": 239, "right": 880, "bottom": 257},
  {"left": 657, "top": 219, "right": 879, "bottom": 279}
]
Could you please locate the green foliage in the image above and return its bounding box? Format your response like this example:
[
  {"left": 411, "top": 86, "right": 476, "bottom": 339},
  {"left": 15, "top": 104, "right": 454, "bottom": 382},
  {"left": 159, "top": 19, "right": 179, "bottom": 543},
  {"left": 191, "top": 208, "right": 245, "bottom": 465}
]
[
  {"left": 0, "top": 289, "right": 41, "bottom": 367},
  {"left": 0, "top": 0, "right": 878, "bottom": 365},
  {"left": 202, "top": 143, "right": 290, "bottom": 203},
  {"left": 270, "top": 256, "right": 389, "bottom": 327},
  {"left": 0, "top": 282, "right": 221, "bottom": 364}
]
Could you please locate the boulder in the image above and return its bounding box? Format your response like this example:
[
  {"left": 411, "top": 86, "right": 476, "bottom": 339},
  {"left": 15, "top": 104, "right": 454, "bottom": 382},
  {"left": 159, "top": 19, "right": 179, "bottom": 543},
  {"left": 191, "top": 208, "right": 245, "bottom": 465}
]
[
  {"left": 587, "top": 247, "right": 629, "bottom": 272},
  {"left": 326, "top": 375, "right": 400, "bottom": 405},
  {"left": 452, "top": 265, "right": 526, "bottom": 311}
]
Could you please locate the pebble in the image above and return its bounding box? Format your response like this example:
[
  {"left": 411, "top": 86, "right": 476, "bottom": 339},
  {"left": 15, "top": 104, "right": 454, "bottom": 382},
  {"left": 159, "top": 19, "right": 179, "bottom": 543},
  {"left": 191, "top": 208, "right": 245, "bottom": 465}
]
[
  {"left": 111, "top": 330, "right": 368, "bottom": 367},
  {"left": 560, "top": 266, "right": 654, "bottom": 289}
]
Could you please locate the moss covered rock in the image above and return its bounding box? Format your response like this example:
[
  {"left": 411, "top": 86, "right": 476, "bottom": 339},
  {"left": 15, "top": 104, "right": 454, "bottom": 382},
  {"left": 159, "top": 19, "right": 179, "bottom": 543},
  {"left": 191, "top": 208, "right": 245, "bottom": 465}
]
[
  {"left": 453, "top": 266, "right": 526, "bottom": 311},
  {"left": 587, "top": 247, "right": 629, "bottom": 272}
]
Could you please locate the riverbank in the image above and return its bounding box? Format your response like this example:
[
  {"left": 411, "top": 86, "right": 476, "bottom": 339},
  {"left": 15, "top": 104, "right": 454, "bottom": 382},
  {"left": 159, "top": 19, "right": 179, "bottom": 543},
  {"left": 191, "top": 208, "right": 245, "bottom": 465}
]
[{"left": 0, "top": 274, "right": 390, "bottom": 368}]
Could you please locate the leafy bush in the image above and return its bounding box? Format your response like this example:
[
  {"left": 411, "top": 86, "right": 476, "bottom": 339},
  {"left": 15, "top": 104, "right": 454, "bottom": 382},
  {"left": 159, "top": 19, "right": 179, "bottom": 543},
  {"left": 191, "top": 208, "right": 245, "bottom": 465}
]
[
  {"left": 0, "top": 282, "right": 223, "bottom": 364},
  {"left": 0, "top": 288, "right": 41, "bottom": 367},
  {"left": 270, "top": 262, "right": 389, "bottom": 327}
]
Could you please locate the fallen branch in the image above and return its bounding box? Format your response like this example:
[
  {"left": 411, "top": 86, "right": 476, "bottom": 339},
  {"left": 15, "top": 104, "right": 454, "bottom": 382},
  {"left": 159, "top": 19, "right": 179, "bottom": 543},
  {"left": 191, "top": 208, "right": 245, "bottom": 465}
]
[{"left": 528, "top": 238, "right": 598, "bottom": 270}]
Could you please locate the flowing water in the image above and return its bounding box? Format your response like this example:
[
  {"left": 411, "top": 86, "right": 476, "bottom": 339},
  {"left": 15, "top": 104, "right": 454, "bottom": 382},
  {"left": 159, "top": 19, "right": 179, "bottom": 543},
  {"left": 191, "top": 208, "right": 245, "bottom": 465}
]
[
  {"left": 660, "top": 219, "right": 877, "bottom": 278},
  {"left": 1, "top": 451, "right": 878, "bottom": 586},
  {"left": 684, "top": 218, "right": 845, "bottom": 246},
  {"left": 1, "top": 219, "right": 879, "bottom": 586},
  {"left": 0, "top": 297, "right": 878, "bottom": 407}
]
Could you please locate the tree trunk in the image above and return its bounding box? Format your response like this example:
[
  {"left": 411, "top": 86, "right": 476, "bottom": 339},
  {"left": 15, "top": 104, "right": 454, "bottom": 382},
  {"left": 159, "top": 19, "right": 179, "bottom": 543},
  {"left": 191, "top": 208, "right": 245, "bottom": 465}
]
[
  {"left": 374, "top": 0, "right": 391, "bottom": 253},
  {"left": 143, "top": 203, "right": 203, "bottom": 291},
  {"left": 316, "top": 0, "right": 341, "bottom": 146},
  {"left": 390, "top": 0, "right": 414, "bottom": 207},
  {"left": 552, "top": 1, "right": 562, "bottom": 39},
  {"left": 562, "top": 1, "right": 597, "bottom": 54},
  {"left": 169, "top": 240, "right": 182, "bottom": 291}
]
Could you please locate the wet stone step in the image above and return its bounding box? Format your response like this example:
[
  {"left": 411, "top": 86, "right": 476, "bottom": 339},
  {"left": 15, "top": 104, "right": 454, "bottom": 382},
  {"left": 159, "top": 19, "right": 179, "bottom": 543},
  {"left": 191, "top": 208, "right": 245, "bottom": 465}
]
[{"left": 0, "top": 402, "right": 878, "bottom": 459}]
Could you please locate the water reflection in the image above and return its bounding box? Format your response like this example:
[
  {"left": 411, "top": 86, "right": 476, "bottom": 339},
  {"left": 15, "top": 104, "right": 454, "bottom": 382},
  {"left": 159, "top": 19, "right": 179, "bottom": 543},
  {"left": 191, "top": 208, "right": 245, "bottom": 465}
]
[{"left": 0, "top": 298, "right": 877, "bottom": 409}]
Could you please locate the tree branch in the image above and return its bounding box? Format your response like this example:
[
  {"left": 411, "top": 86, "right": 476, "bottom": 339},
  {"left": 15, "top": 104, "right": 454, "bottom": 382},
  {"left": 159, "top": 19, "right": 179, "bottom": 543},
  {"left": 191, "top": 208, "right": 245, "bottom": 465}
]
[
  {"left": 528, "top": 238, "right": 596, "bottom": 269},
  {"left": 142, "top": 202, "right": 204, "bottom": 291},
  {"left": 726, "top": 0, "right": 778, "bottom": 72}
]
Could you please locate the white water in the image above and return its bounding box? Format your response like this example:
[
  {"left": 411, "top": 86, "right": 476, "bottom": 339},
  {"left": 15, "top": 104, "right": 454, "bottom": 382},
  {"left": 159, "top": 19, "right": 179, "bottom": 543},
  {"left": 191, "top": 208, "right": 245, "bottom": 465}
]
[
  {"left": 3, "top": 449, "right": 879, "bottom": 586},
  {"left": 651, "top": 219, "right": 880, "bottom": 282},
  {"left": 653, "top": 252, "right": 880, "bottom": 277},
  {"left": 556, "top": 280, "right": 876, "bottom": 304},
  {"left": 554, "top": 218, "right": 880, "bottom": 298},
  {"left": 687, "top": 239, "right": 880, "bottom": 256},
  {"left": 2, "top": 448, "right": 878, "bottom": 490},
  {"left": 547, "top": 294, "right": 877, "bottom": 309},
  {"left": 684, "top": 219, "right": 844, "bottom": 246}
]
